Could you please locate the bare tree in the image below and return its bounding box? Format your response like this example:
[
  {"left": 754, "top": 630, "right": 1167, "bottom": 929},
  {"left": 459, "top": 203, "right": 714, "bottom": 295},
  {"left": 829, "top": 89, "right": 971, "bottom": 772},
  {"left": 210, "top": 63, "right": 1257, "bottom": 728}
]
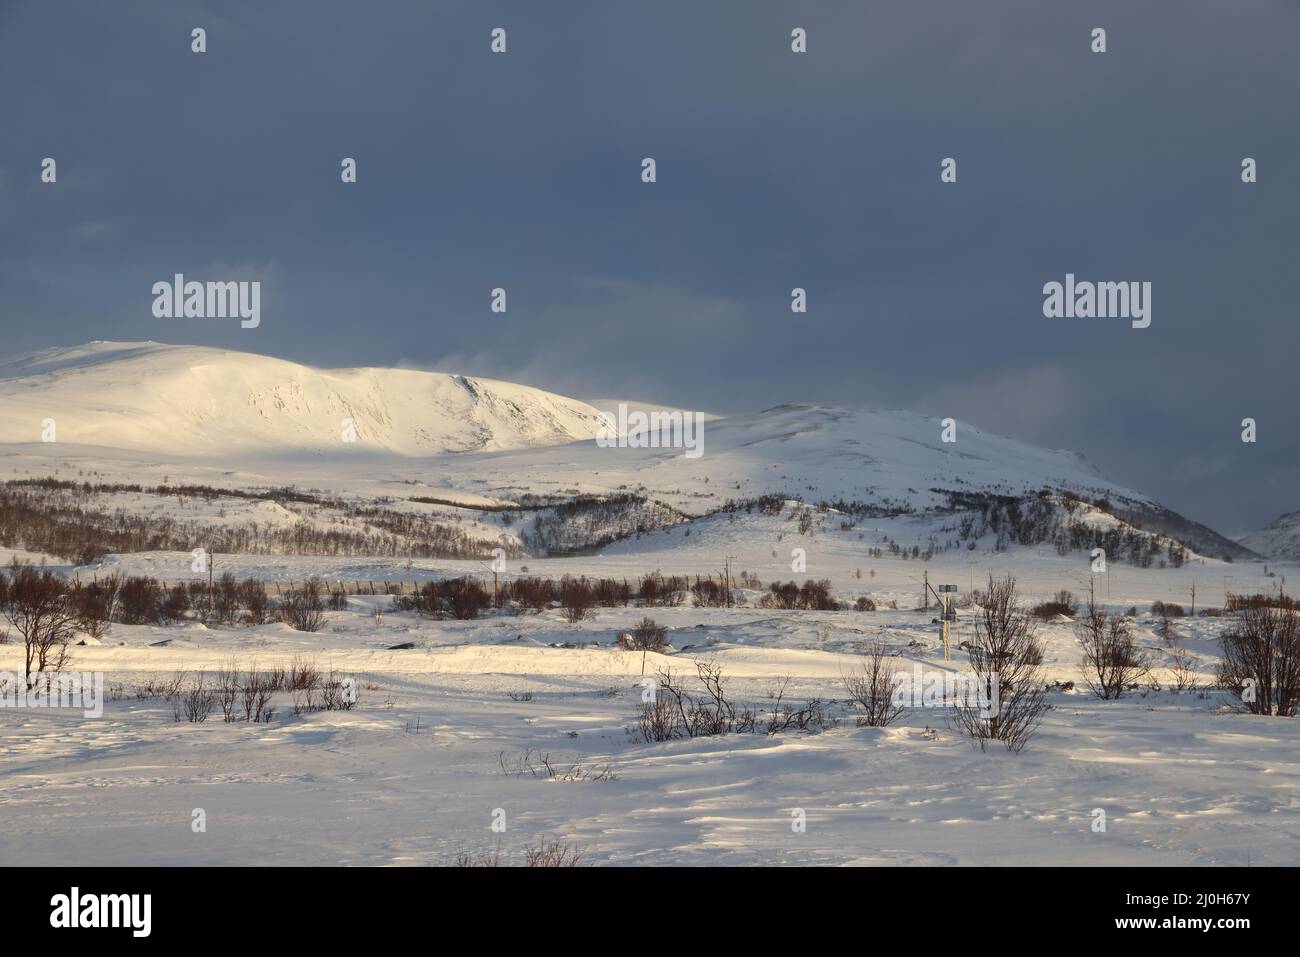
[
  {"left": 842, "top": 640, "right": 904, "bottom": 727},
  {"left": 1218, "top": 602, "right": 1300, "bottom": 716},
  {"left": 1076, "top": 593, "right": 1152, "bottom": 699},
  {"left": 631, "top": 616, "right": 668, "bottom": 652},
  {"left": 3, "top": 565, "right": 77, "bottom": 687},
  {"left": 950, "top": 575, "right": 1047, "bottom": 752}
]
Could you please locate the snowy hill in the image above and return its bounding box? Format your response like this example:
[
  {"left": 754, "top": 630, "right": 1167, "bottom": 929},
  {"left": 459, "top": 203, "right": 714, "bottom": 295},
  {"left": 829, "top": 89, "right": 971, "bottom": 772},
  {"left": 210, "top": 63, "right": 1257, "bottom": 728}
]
[
  {"left": 0, "top": 342, "right": 1254, "bottom": 561},
  {"left": 0, "top": 341, "right": 610, "bottom": 455},
  {"left": 457, "top": 403, "right": 1149, "bottom": 512},
  {"left": 1240, "top": 511, "right": 1300, "bottom": 561}
]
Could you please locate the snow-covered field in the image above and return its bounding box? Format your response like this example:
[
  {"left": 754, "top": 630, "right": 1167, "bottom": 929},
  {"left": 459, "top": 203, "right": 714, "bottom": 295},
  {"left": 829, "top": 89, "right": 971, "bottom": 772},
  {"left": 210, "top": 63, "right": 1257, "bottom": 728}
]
[{"left": 2, "top": 558, "right": 1297, "bottom": 867}]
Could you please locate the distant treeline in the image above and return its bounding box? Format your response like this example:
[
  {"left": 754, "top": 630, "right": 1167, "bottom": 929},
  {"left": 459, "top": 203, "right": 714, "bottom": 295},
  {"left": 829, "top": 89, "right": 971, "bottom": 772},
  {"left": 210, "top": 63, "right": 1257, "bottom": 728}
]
[{"left": 0, "top": 481, "right": 512, "bottom": 564}]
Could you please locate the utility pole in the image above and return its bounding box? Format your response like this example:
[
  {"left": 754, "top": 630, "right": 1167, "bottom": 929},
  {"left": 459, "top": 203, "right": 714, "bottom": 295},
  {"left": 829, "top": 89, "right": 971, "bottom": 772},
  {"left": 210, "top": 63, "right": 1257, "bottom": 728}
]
[
  {"left": 1190, "top": 581, "right": 1196, "bottom": 618},
  {"left": 922, "top": 570, "right": 929, "bottom": 611},
  {"left": 208, "top": 545, "right": 214, "bottom": 618}
]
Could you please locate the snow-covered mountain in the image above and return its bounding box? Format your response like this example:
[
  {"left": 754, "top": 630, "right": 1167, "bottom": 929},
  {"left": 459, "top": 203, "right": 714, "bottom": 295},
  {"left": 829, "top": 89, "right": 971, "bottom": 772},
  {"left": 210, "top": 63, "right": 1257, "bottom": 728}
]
[
  {"left": 463, "top": 402, "right": 1140, "bottom": 508},
  {"left": 1240, "top": 512, "right": 1300, "bottom": 561},
  {"left": 443, "top": 402, "right": 1252, "bottom": 561},
  {"left": 0, "top": 341, "right": 610, "bottom": 455},
  {"left": 0, "top": 341, "right": 1255, "bottom": 561}
]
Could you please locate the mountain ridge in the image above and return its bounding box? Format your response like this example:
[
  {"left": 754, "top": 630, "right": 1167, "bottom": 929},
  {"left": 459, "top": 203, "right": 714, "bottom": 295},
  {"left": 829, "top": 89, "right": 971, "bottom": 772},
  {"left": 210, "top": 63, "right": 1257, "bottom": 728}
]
[{"left": 0, "top": 340, "right": 1259, "bottom": 563}]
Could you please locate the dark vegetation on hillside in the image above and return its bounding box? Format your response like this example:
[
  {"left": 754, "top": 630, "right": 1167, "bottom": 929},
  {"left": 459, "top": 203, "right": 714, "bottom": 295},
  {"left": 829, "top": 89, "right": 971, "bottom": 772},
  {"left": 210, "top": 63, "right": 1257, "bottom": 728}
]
[{"left": 0, "top": 476, "right": 1245, "bottom": 570}]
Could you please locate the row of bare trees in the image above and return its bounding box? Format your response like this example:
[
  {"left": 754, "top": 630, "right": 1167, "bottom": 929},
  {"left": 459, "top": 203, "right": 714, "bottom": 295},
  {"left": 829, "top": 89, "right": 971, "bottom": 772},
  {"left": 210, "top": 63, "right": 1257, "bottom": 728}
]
[{"left": 0, "top": 565, "right": 335, "bottom": 689}]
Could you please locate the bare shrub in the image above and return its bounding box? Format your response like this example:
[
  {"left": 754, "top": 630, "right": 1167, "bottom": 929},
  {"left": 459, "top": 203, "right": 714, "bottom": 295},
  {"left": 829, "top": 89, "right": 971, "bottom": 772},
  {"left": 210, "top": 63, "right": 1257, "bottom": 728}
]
[
  {"left": 288, "top": 655, "right": 321, "bottom": 692},
  {"left": 637, "top": 573, "right": 686, "bottom": 607},
  {"left": 636, "top": 681, "right": 682, "bottom": 742},
  {"left": 280, "top": 579, "right": 326, "bottom": 632},
  {"left": 239, "top": 579, "right": 272, "bottom": 625},
  {"left": 213, "top": 573, "right": 241, "bottom": 624},
  {"left": 241, "top": 670, "right": 275, "bottom": 722},
  {"left": 216, "top": 660, "right": 240, "bottom": 721},
  {"left": 1032, "top": 589, "right": 1079, "bottom": 619},
  {"left": 634, "top": 661, "right": 828, "bottom": 742},
  {"left": 136, "top": 670, "right": 187, "bottom": 701},
  {"left": 763, "top": 676, "right": 833, "bottom": 734},
  {"left": 759, "top": 579, "right": 838, "bottom": 610},
  {"left": 499, "top": 749, "right": 618, "bottom": 781},
  {"left": 117, "top": 576, "right": 162, "bottom": 625},
  {"left": 457, "top": 847, "right": 502, "bottom": 867},
  {"left": 854, "top": 596, "right": 877, "bottom": 611},
  {"left": 1226, "top": 593, "right": 1300, "bottom": 612},
  {"left": 683, "top": 660, "right": 743, "bottom": 736},
  {"left": 561, "top": 577, "right": 596, "bottom": 622},
  {"left": 843, "top": 641, "right": 905, "bottom": 727},
  {"left": 949, "top": 575, "right": 1047, "bottom": 752},
  {"left": 320, "top": 670, "right": 356, "bottom": 711},
  {"left": 507, "top": 576, "right": 556, "bottom": 612},
  {"left": 412, "top": 577, "right": 490, "bottom": 619},
  {"left": 524, "top": 838, "right": 585, "bottom": 867},
  {"left": 456, "top": 839, "right": 587, "bottom": 867},
  {"left": 1218, "top": 603, "right": 1300, "bottom": 716},
  {"left": 690, "top": 577, "right": 728, "bottom": 607},
  {"left": 1169, "top": 646, "right": 1202, "bottom": 692},
  {"left": 449, "top": 577, "right": 490, "bottom": 619},
  {"left": 592, "top": 577, "right": 630, "bottom": 607},
  {"left": 71, "top": 575, "right": 118, "bottom": 639},
  {"left": 160, "top": 583, "right": 191, "bottom": 623},
  {"left": 178, "top": 672, "right": 216, "bottom": 722}
]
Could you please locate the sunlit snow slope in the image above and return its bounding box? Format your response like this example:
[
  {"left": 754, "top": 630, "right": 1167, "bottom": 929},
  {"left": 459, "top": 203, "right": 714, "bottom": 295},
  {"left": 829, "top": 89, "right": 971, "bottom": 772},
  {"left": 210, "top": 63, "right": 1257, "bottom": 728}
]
[{"left": 0, "top": 341, "right": 609, "bottom": 455}]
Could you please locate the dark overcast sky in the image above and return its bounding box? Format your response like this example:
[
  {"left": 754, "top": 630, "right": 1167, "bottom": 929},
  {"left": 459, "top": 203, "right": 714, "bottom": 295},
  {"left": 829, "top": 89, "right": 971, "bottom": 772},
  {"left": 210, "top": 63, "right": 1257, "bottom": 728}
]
[{"left": 1, "top": 1, "right": 1297, "bottom": 535}]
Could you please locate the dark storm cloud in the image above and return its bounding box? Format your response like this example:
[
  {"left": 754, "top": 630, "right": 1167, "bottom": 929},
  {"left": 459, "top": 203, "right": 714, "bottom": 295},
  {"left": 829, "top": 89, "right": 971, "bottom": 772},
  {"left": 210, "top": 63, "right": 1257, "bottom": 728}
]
[{"left": 1, "top": 0, "right": 1296, "bottom": 533}]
